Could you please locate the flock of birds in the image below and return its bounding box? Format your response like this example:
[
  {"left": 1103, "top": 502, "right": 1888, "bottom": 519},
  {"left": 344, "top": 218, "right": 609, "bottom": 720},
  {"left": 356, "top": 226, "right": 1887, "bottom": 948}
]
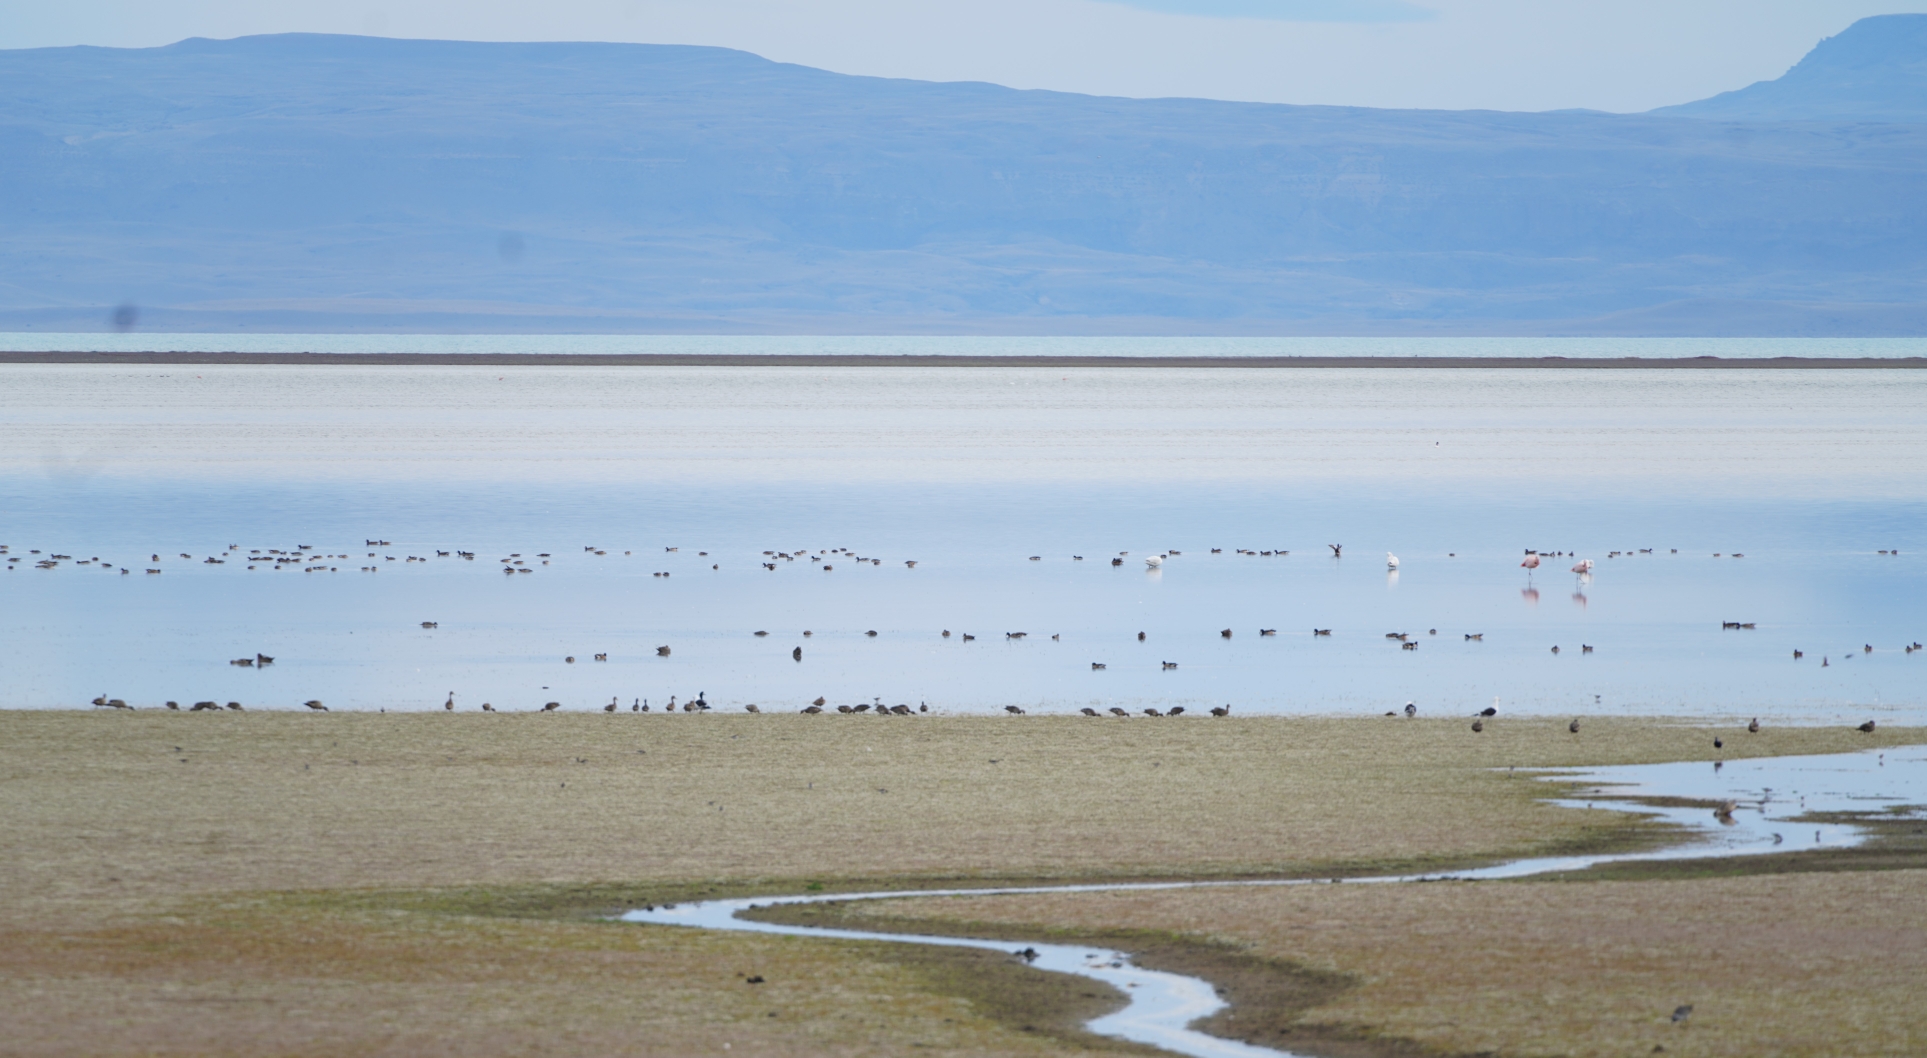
[{"left": 18, "top": 537, "right": 1916, "bottom": 717}]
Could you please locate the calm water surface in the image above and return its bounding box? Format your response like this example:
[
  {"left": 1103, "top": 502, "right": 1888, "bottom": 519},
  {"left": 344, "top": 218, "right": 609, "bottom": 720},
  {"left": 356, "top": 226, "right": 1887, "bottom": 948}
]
[{"left": 2, "top": 349, "right": 1922, "bottom": 717}]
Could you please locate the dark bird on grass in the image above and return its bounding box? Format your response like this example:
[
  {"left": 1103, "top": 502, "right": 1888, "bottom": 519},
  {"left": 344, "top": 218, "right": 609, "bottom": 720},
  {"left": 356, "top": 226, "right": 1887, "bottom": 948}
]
[
  {"left": 802, "top": 705, "right": 822, "bottom": 714},
  {"left": 853, "top": 704, "right": 870, "bottom": 713},
  {"left": 1859, "top": 720, "right": 1877, "bottom": 733},
  {"left": 1140, "top": 708, "right": 1159, "bottom": 717},
  {"left": 1673, "top": 1005, "right": 1693, "bottom": 1023},
  {"left": 165, "top": 701, "right": 179, "bottom": 710},
  {"left": 1570, "top": 718, "right": 1581, "bottom": 734},
  {"left": 1405, "top": 702, "right": 1418, "bottom": 717},
  {"left": 445, "top": 692, "right": 455, "bottom": 711},
  {"left": 482, "top": 702, "right": 495, "bottom": 712},
  {"left": 604, "top": 698, "right": 618, "bottom": 713},
  {"left": 542, "top": 701, "right": 561, "bottom": 712},
  {"left": 303, "top": 700, "right": 327, "bottom": 711},
  {"left": 836, "top": 705, "right": 853, "bottom": 713},
  {"left": 813, "top": 696, "right": 826, "bottom": 706},
  {"left": 793, "top": 646, "right": 803, "bottom": 661},
  {"left": 191, "top": 701, "right": 220, "bottom": 711},
  {"left": 1714, "top": 737, "right": 1724, "bottom": 749},
  {"left": 1167, "top": 706, "right": 1185, "bottom": 716},
  {"left": 1480, "top": 706, "right": 1498, "bottom": 717},
  {"left": 1005, "top": 705, "right": 1026, "bottom": 715},
  {"left": 1471, "top": 719, "right": 1485, "bottom": 732},
  {"left": 1748, "top": 718, "right": 1760, "bottom": 733},
  {"left": 225, "top": 702, "right": 243, "bottom": 711},
  {"left": 1080, "top": 707, "right": 1100, "bottom": 716},
  {"left": 1109, "top": 707, "right": 1130, "bottom": 717},
  {"left": 92, "top": 695, "right": 107, "bottom": 706},
  {"left": 891, "top": 704, "right": 912, "bottom": 715},
  {"left": 1210, "top": 704, "right": 1231, "bottom": 717},
  {"left": 745, "top": 704, "right": 760, "bottom": 713}
]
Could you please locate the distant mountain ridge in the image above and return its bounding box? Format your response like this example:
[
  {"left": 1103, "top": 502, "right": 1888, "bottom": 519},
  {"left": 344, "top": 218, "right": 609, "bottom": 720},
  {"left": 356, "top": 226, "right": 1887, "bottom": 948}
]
[
  {"left": 1, "top": 20, "right": 1924, "bottom": 335},
  {"left": 1656, "top": 14, "right": 1927, "bottom": 122}
]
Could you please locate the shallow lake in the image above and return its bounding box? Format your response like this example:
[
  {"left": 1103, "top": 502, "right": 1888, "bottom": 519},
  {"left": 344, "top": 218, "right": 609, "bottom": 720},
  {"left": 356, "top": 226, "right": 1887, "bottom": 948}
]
[{"left": 2, "top": 339, "right": 1922, "bottom": 717}]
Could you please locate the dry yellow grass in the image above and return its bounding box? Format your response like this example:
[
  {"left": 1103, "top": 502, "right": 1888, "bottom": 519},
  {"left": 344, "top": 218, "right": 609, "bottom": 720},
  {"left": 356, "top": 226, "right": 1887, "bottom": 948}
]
[{"left": 0, "top": 711, "right": 1916, "bottom": 1057}]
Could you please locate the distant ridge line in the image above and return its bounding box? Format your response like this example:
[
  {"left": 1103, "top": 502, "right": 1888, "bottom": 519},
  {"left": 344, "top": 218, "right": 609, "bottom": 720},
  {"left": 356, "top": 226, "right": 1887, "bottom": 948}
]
[{"left": 3, "top": 352, "right": 1925, "bottom": 369}]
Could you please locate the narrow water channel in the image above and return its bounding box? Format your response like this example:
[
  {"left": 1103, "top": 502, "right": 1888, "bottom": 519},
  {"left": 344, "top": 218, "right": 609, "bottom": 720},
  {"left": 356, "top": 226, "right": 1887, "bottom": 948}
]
[{"left": 622, "top": 745, "right": 1925, "bottom": 1058}]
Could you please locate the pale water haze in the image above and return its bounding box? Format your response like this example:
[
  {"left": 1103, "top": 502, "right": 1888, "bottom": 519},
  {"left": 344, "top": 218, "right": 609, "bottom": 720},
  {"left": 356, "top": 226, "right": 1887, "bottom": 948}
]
[{"left": 3, "top": 344, "right": 1921, "bottom": 719}]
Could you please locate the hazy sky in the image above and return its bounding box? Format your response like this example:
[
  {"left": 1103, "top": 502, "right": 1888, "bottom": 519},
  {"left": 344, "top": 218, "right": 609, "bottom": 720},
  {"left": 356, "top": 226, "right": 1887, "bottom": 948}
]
[{"left": 6, "top": 0, "right": 1925, "bottom": 112}]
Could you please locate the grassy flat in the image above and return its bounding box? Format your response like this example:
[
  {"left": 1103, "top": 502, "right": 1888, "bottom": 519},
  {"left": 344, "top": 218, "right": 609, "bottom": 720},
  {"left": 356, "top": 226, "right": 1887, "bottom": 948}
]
[{"left": 0, "top": 711, "right": 1917, "bottom": 1057}]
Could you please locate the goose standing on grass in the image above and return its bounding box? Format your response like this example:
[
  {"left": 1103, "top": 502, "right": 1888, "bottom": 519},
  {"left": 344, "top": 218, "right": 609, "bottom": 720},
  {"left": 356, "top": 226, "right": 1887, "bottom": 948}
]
[{"left": 444, "top": 692, "right": 455, "bottom": 711}]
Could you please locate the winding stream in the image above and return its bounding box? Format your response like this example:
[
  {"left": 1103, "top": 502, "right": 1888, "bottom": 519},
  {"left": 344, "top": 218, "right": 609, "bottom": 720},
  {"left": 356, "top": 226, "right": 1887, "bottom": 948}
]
[{"left": 623, "top": 745, "right": 1925, "bottom": 1058}]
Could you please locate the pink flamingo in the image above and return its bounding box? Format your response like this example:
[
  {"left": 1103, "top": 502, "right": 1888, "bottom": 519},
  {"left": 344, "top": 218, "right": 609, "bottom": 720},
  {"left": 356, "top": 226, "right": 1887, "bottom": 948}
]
[
  {"left": 1521, "top": 552, "right": 1540, "bottom": 583},
  {"left": 1570, "top": 558, "right": 1594, "bottom": 574}
]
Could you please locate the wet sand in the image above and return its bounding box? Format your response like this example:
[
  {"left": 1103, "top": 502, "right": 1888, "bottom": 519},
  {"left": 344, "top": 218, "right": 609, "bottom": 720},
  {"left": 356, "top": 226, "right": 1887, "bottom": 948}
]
[
  {"left": 0, "top": 712, "right": 1918, "bottom": 1057},
  {"left": 3, "top": 351, "right": 1924, "bottom": 368}
]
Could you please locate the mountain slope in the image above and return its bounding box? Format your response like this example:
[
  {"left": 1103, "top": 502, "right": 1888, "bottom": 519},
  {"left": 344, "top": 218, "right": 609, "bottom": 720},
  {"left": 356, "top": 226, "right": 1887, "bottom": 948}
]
[
  {"left": 1656, "top": 14, "right": 1927, "bottom": 122},
  {"left": 2, "top": 28, "right": 1925, "bottom": 334}
]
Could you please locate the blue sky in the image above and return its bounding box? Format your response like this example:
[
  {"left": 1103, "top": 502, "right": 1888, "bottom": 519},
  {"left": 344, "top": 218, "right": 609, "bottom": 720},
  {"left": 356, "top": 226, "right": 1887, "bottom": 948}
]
[{"left": 6, "top": 1, "right": 1925, "bottom": 112}]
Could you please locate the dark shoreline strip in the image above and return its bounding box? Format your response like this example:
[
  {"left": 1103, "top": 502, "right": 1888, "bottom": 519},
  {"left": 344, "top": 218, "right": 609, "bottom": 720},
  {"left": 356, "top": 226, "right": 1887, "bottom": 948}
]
[{"left": 3, "top": 352, "right": 1925, "bottom": 369}]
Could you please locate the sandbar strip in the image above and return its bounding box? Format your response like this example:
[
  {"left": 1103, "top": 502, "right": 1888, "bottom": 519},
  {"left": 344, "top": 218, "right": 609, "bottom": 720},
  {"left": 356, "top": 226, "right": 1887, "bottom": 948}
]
[{"left": 2, "top": 352, "right": 1924, "bottom": 368}]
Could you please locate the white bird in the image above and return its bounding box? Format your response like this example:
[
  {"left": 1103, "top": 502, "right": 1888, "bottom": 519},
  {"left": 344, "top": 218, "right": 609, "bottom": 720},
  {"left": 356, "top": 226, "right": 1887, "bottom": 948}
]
[
  {"left": 1571, "top": 559, "right": 1594, "bottom": 574},
  {"left": 1144, "top": 555, "right": 1164, "bottom": 568},
  {"left": 1386, "top": 552, "right": 1400, "bottom": 569}
]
